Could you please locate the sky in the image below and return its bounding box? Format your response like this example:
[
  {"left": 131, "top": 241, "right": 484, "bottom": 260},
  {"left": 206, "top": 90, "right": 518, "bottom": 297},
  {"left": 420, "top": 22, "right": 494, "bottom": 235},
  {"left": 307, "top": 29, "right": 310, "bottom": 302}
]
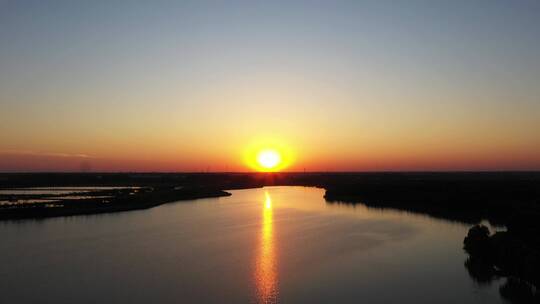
[{"left": 1, "top": 0, "right": 540, "bottom": 172}]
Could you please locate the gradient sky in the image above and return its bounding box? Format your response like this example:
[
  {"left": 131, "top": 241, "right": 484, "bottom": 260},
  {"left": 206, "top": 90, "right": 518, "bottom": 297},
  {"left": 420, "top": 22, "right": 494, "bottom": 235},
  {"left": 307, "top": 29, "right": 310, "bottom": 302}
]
[{"left": 1, "top": 0, "right": 540, "bottom": 172}]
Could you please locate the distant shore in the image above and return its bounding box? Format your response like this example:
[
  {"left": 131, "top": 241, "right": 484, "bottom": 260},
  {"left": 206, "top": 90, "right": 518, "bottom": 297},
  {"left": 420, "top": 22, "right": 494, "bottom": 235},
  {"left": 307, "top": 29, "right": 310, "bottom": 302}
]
[
  {"left": 1, "top": 172, "right": 539, "bottom": 222},
  {"left": 0, "top": 185, "right": 231, "bottom": 220}
]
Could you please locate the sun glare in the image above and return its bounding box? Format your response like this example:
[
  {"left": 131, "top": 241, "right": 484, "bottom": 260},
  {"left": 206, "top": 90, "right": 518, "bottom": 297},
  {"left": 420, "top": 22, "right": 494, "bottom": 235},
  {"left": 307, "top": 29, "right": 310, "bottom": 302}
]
[
  {"left": 257, "top": 150, "right": 281, "bottom": 170},
  {"left": 244, "top": 139, "right": 294, "bottom": 172}
]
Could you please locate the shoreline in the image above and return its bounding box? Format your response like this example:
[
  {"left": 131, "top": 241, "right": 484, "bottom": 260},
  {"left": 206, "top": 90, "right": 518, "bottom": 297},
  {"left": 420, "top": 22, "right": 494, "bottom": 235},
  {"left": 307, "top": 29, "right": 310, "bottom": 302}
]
[
  {"left": 0, "top": 187, "right": 231, "bottom": 221},
  {"left": 1, "top": 172, "right": 539, "bottom": 222}
]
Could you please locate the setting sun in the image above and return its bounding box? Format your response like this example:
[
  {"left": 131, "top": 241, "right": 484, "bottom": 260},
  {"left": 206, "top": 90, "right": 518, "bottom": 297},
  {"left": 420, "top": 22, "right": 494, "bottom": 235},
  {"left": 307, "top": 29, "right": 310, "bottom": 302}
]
[
  {"left": 257, "top": 150, "right": 281, "bottom": 170},
  {"left": 243, "top": 139, "right": 295, "bottom": 172}
]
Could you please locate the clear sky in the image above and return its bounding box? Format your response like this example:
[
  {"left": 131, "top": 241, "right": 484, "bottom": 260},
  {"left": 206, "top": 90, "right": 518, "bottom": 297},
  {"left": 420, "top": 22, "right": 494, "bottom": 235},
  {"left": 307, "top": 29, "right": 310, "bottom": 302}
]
[{"left": 1, "top": 0, "right": 540, "bottom": 172}]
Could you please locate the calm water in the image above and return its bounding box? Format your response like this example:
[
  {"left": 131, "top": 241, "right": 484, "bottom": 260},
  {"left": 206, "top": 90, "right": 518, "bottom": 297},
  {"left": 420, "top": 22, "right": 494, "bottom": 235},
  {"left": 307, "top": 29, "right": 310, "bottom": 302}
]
[{"left": 0, "top": 186, "right": 503, "bottom": 303}]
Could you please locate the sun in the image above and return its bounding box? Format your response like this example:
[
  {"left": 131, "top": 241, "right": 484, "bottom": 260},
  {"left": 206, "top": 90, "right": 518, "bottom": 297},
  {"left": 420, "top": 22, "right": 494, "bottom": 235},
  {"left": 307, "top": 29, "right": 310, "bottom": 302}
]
[
  {"left": 257, "top": 150, "right": 282, "bottom": 170},
  {"left": 243, "top": 139, "right": 294, "bottom": 172}
]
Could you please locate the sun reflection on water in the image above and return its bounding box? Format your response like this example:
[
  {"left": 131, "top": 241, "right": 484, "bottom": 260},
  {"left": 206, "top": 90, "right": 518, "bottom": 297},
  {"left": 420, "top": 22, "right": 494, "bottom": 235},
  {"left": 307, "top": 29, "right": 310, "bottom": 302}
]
[{"left": 254, "top": 191, "right": 279, "bottom": 303}]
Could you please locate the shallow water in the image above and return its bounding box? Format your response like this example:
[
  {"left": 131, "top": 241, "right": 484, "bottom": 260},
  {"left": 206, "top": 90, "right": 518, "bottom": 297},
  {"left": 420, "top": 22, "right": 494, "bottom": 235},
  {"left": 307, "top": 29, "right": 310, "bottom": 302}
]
[
  {"left": 0, "top": 186, "right": 139, "bottom": 195},
  {"left": 0, "top": 186, "right": 504, "bottom": 303}
]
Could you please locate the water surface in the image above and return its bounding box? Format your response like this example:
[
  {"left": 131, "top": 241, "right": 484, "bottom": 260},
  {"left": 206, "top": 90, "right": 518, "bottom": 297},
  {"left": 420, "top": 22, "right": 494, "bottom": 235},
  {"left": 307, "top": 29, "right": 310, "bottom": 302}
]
[{"left": 0, "top": 186, "right": 503, "bottom": 303}]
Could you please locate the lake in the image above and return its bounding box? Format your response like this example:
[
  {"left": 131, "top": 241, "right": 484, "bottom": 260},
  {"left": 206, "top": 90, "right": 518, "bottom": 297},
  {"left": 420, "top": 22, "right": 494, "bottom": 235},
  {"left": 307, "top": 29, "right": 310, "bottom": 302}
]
[{"left": 0, "top": 186, "right": 504, "bottom": 303}]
